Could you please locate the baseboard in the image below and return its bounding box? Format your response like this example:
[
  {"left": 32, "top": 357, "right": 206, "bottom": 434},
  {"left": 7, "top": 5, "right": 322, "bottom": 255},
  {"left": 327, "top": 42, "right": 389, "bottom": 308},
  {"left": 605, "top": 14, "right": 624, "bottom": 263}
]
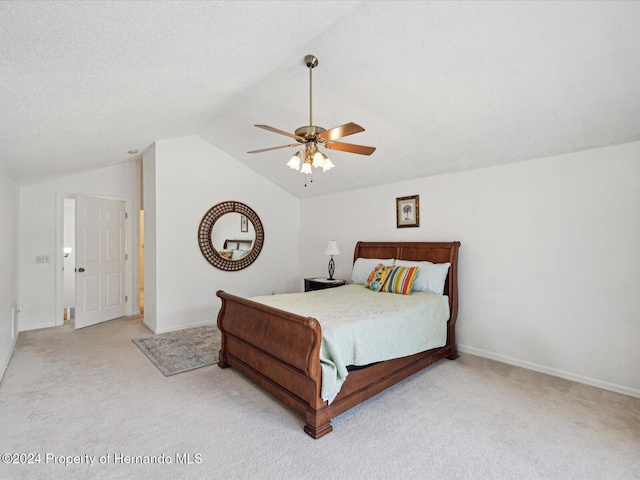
[
  {"left": 458, "top": 344, "right": 640, "bottom": 399},
  {"left": 153, "top": 319, "right": 215, "bottom": 335},
  {"left": 142, "top": 318, "right": 156, "bottom": 334},
  {"left": 19, "top": 321, "right": 56, "bottom": 332},
  {"left": 0, "top": 333, "right": 19, "bottom": 384}
]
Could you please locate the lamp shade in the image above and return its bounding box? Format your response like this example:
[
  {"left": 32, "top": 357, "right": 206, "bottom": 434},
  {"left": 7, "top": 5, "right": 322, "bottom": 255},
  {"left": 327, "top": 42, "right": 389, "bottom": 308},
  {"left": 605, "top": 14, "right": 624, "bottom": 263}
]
[{"left": 324, "top": 240, "right": 341, "bottom": 256}]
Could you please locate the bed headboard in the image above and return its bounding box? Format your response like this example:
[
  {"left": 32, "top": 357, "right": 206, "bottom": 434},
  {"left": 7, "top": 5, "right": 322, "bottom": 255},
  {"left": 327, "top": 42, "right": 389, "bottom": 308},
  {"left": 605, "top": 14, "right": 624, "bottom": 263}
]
[
  {"left": 223, "top": 239, "right": 253, "bottom": 250},
  {"left": 352, "top": 241, "right": 461, "bottom": 324}
]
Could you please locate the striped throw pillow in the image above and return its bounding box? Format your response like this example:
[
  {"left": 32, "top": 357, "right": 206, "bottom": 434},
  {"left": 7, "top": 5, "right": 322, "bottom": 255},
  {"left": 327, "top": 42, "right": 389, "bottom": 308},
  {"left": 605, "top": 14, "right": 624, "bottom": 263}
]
[{"left": 381, "top": 266, "right": 419, "bottom": 295}]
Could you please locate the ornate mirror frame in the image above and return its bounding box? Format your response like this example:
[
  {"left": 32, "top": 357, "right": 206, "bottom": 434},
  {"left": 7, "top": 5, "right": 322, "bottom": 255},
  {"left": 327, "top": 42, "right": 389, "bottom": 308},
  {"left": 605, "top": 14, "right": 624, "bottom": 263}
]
[{"left": 198, "top": 201, "right": 265, "bottom": 271}]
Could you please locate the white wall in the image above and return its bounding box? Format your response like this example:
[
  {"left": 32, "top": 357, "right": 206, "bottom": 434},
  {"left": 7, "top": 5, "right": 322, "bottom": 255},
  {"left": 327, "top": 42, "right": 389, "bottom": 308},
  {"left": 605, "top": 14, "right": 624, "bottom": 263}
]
[
  {"left": 146, "top": 135, "right": 300, "bottom": 333},
  {"left": 301, "top": 142, "right": 640, "bottom": 397},
  {"left": 0, "top": 158, "right": 19, "bottom": 381},
  {"left": 18, "top": 161, "right": 141, "bottom": 331}
]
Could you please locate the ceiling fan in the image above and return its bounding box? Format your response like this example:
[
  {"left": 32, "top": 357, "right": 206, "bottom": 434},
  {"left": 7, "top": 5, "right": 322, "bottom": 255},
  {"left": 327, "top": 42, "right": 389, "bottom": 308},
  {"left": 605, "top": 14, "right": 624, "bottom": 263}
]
[{"left": 248, "top": 55, "right": 375, "bottom": 185}]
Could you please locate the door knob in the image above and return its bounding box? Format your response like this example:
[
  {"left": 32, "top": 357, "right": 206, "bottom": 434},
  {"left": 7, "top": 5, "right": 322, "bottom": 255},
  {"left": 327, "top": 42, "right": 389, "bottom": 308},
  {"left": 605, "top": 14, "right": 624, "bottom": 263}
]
[{"left": 78, "top": 268, "right": 85, "bottom": 272}]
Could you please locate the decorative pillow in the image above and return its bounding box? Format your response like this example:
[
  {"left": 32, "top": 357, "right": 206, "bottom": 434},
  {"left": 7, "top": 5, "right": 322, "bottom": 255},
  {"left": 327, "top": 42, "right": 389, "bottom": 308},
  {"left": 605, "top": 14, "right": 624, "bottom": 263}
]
[
  {"left": 381, "top": 266, "right": 419, "bottom": 295},
  {"left": 218, "top": 250, "right": 233, "bottom": 259},
  {"left": 351, "top": 258, "right": 395, "bottom": 284},
  {"left": 394, "top": 260, "right": 451, "bottom": 294},
  {"left": 364, "top": 264, "right": 392, "bottom": 292}
]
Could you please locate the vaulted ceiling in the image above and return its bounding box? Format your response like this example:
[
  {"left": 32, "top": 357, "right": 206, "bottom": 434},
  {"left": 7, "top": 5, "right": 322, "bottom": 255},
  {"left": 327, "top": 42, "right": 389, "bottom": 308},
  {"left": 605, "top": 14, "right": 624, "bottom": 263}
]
[{"left": 1, "top": 1, "right": 639, "bottom": 198}]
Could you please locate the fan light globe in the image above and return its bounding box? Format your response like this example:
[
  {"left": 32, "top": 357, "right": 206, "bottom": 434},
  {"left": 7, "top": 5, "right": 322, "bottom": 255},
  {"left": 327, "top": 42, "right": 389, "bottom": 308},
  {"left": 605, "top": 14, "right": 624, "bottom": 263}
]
[
  {"left": 300, "top": 162, "right": 312, "bottom": 175},
  {"left": 287, "top": 152, "right": 301, "bottom": 170},
  {"left": 312, "top": 151, "right": 325, "bottom": 168},
  {"left": 322, "top": 158, "right": 335, "bottom": 172}
]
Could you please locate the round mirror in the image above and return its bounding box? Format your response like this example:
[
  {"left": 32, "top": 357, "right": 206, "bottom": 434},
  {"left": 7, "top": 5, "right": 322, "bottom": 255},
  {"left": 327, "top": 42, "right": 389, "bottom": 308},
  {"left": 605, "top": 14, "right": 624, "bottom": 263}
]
[{"left": 198, "top": 201, "right": 264, "bottom": 271}]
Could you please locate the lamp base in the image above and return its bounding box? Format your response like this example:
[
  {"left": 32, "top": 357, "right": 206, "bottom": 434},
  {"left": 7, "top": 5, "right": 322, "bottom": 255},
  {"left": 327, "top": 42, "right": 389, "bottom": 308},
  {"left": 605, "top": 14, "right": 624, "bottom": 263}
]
[{"left": 327, "top": 256, "right": 335, "bottom": 281}]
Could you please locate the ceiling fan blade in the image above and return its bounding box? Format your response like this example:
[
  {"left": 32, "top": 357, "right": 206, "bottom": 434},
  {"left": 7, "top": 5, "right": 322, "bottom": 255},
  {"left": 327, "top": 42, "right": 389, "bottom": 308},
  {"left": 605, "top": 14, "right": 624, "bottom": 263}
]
[
  {"left": 318, "top": 122, "right": 365, "bottom": 141},
  {"left": 247, "top": 143, "right": 299, "bottom": 154},
  {"left": 324, "top": 141, "right": 376, "bottom": 156},
  {"left": 255, "top": 125, "right": 305, "bottom": 142}
]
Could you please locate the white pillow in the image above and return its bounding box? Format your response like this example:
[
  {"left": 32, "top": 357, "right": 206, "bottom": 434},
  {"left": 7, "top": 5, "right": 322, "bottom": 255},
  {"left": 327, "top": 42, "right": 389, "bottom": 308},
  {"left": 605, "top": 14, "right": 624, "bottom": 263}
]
[
  {"left": 351, "top": 258, "right": 395, "bottom": 284},
  {"left": 394, "top": 260, "right": 451, "bottom": 294}
]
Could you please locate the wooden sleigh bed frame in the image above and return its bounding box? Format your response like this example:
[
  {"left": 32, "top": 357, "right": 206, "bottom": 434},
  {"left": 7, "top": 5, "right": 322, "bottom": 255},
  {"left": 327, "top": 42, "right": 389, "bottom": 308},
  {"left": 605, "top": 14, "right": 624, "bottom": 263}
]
[{"left": 216, "top": 241, "right": 461, "bottom": 439}]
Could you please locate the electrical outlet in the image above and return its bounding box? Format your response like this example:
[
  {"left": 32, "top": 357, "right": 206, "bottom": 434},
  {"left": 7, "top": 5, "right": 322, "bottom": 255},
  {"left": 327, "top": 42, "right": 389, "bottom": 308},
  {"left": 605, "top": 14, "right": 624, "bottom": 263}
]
[{"left": 35, "top": 255, "right": 51, "bottom": 264}]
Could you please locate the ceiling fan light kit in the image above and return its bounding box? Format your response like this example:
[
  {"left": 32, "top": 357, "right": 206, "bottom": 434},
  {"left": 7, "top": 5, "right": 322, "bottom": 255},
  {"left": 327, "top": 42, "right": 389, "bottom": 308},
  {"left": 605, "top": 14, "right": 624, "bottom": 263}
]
[{"left": 248, "top": 55, "right": 375, "bottom": 186}]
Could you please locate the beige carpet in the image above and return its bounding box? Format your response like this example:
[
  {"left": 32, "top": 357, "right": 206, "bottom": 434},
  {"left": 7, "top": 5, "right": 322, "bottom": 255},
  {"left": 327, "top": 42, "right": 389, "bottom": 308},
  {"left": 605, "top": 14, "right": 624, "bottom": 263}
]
[{"left": 0, "top": 315, "right": 638, "bottom": 480}]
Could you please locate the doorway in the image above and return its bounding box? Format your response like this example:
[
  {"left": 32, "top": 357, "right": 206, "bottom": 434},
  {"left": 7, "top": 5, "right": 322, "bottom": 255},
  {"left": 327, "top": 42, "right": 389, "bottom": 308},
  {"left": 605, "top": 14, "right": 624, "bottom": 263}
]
[
  {"left": 62, "top": 198, "right": 76, "bottom": 322},
  {"left": 55, "top": 192, "right": 137, "bottom": 328}
]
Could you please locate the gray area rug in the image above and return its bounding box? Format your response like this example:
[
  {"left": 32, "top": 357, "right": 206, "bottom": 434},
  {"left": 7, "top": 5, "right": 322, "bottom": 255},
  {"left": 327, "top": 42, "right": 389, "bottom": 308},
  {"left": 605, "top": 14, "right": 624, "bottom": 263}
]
[{"left": 132, "top": 325, "right": 220, "bottom": 376}]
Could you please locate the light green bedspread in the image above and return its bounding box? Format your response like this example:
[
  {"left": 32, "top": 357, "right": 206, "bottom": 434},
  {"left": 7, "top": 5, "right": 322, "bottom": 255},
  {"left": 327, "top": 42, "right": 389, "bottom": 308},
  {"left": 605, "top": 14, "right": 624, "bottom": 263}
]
[{"left": 251, "top": 284, "right": 449, "bottom": 401}]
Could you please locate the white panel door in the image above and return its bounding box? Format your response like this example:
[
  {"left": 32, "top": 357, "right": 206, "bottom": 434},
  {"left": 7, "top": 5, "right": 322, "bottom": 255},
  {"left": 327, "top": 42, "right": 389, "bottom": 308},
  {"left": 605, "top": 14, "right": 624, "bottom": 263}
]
[{"left": 75, "top": 195, "right": 127, "bottom": 329}]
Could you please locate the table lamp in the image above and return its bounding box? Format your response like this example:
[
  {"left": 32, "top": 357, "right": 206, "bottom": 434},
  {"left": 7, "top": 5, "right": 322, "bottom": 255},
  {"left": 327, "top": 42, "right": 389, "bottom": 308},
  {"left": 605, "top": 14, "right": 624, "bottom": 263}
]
[{"left": 324, "top": 240, "right": 341, "bottom": 280}]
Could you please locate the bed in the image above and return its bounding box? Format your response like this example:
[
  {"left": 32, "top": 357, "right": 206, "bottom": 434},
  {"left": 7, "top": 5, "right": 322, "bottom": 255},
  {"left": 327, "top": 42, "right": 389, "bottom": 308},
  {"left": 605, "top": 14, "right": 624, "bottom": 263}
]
[
  {"left": 217, "top": 239, "right": 253, "bottom": 260},
  {"left": 216, "top": 241, "right": 461, "bottom": 438}
]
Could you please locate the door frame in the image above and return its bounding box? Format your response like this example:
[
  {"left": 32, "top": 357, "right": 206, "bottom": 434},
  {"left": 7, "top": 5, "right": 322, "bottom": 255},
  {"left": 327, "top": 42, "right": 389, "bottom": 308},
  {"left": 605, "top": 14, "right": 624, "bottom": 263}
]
[{"left": 55, "top": 192, "right": 139, "bottom": 327}]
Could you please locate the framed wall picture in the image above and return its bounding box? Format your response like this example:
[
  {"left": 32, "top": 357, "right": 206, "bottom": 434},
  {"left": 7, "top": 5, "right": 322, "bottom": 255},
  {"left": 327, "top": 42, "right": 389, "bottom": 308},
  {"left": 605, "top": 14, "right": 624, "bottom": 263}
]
[
  {"left": 240, "top": 215, "right": 249, "bottom": 232},
  {"left": 396, "top": 195, "right": 420, "bottom": 228}
]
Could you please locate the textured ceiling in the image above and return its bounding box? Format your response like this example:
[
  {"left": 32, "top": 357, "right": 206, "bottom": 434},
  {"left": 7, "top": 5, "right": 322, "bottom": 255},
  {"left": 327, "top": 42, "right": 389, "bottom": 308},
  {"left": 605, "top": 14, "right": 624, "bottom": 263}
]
[{"left": 1, "top": 1, "right": 639, "bottom": 198}]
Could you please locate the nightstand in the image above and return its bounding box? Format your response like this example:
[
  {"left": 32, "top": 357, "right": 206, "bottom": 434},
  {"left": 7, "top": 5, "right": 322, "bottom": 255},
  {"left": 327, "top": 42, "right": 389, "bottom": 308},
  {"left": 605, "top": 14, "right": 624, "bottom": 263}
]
[{"left": 304, "top": 277, "right": 347, "bottom": 292}]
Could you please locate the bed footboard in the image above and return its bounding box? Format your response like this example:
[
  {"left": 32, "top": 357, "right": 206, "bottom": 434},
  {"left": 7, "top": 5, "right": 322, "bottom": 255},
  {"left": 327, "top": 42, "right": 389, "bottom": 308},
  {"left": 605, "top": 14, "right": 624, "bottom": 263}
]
[{"left": 216, "top": 290, "right": 330, "bottom": 435}]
